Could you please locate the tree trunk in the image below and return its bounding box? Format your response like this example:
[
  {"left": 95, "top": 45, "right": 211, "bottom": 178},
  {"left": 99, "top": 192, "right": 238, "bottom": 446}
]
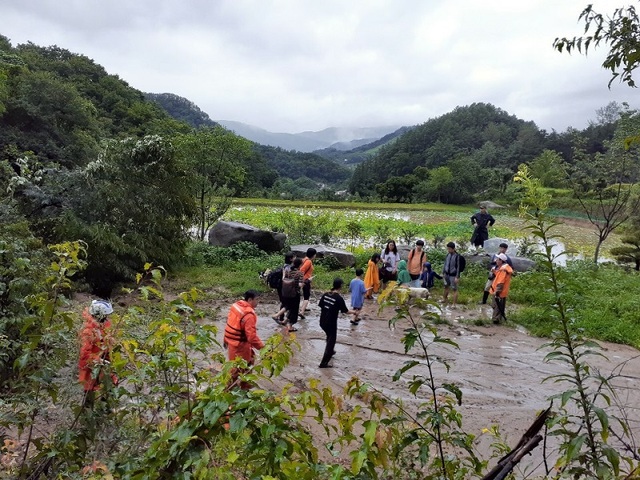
[{"left": 594, "top": 239, "right": 603, "bottom": 263}]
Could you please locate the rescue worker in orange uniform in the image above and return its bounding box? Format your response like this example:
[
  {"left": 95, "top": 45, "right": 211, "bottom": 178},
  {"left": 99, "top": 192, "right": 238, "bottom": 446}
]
[
  {"left": 489, "top": 253, "right": 514, "bottom": 324},
  {"left": 78, "top": 300, "right": 118, "bottom": 406},
  {"left": 223, "top": 290, "right": 265, "bottom": 389}
]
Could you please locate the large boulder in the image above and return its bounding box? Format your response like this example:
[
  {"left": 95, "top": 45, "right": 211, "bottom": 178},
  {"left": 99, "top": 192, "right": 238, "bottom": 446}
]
[
  {"left": 208, "top": 221, "right": 286, "bottom": 252},
  {"left": 483, "top": 238, "right": 515, "bottom": 255},
  {"left": 465, "top": 252, "right": 536, "bottom": 272},
  {"left": 510, "top": 256, "right": 536, "bottom": 272},
  {"left": 290, "top": 244, "right": 355, "bottom": 268},
  {"left": 478, "top": 200, "right": 505, "bottom": 209}
]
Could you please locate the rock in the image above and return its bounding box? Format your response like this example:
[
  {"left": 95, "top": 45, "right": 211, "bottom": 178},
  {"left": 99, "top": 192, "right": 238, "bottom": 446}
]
[
  {"left": 478, "top": 200, "right": 505, "bottom": 209},
  {"left": 464, "top": 252, "right": 536, "bottom": 272},
  {"left": 510, "top": 256, "right": 536, "bottom": 272},
  {"left": 290, "top": 244, "right": 355, "bottom": 268},
  {"left": 407, "top": 287, "right": 429, "bottom": 298},
  {"left": 208, "top": 221, "right": 286, "bottom": 252},
  {"left": 483, "top": 238, "right": 515, "bottom": 254}
]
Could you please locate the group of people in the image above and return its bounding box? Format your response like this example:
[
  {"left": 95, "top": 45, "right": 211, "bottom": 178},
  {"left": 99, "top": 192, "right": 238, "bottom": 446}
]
[
  {"left": 364, "top": 239, "right": 442, "bottom": 296},
  {"left": 80, "top": 205, "right": 513, "bottom": 392}
]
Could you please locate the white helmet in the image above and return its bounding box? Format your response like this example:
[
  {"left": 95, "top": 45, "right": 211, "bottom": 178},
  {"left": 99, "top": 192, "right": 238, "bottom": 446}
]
[{"left": 89, "top": 300, "right": 113, "bottom": 318}]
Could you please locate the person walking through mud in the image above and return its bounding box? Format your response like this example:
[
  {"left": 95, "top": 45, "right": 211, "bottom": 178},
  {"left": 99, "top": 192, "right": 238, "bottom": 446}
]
[
  {"left": 223, "top": 290, "right": 265, "bottom": 389},
  {"left": 380, "top": 240, "right": 400, "bottom": 285},
  {"left": 281, "top": 258, "right": 304, "bottom": 332},
  {"left": 470, "top": 205, "right": 495, "bottom": 249},
  {"left": 299, "top": 248, "right": 317, "bottom": 319},
  {"left": 318, "top": 278, "right": 356, "bottom": 368},
  {"left": 490, "top": 253, "right": 513, "bottom": 324},
  {"left": 364, "top": 253, "right": 381, "bottom": 299},
  {"left": 349, "top": 268, "right": 370, "bottom": 324},
  {"left": 78, "top": 300, "right": 118, "bottom": 407},
  {"left": 272, "top": 251, "right": 296, "bottom": 323}
]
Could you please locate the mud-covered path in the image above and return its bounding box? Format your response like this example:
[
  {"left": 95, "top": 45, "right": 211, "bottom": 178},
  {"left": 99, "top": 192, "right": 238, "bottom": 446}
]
[{"left": 245, "top": 293, "right": 640, "bottom": 469}]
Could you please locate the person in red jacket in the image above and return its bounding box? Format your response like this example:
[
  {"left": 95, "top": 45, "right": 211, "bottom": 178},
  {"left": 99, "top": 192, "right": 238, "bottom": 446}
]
[
  {"left": 78, "top": 300, "right": 117, "bottom": 405},
  {"left": 223, "top": 290, "right": 265, "bottom": 389}
]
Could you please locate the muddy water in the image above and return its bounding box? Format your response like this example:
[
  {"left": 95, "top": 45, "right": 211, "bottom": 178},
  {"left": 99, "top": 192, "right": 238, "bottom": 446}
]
[{"left": 247, "top": 294, "right": 640, "bottom": 469}]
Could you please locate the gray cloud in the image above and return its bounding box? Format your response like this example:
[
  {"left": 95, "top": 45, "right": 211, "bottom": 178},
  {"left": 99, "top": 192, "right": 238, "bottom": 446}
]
[{"left": 1, "top": 0, "right": 634, "bottom": 133}]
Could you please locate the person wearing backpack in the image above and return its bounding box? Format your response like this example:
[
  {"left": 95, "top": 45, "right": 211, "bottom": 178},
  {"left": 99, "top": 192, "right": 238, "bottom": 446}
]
[
  {"left": 271, "top": 252, "right": 295, "bottom": 324},
  {"left": 281, "top": 258, "right": 304, "bottom": 332},
  {"left": 407, "top": 240, "right": 427, "bottom": 287},
  {"left": 442, "top": 242, "right": 465, "bottom": 306}
]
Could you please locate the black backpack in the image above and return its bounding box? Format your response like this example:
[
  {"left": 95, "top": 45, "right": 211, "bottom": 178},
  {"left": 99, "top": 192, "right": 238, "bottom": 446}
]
[
  {"left": 457, "top": 254, "right": 466, "bottom": 274},
  {"left": 267, "top": 267, "right": 283, "bottom": 289},
  {"left": 281, "top": 276, "right": 300, "bottom": 298}
]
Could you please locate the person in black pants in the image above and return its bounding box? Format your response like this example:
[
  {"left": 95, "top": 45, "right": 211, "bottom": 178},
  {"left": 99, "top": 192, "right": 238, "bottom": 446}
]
[{"left": 318, "top": 278, "right": 356, "bottom": 368}]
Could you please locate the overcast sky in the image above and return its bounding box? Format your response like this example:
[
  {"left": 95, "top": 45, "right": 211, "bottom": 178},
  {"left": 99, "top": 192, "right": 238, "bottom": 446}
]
[{"left": 2, "top": 0, "right": 637, "bottom": 133}]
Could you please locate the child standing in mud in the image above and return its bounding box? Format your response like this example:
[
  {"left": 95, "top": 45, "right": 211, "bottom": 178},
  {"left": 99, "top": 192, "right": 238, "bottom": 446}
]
[{"left": 349, "top": 268, "right": 370, "bottom": 325}]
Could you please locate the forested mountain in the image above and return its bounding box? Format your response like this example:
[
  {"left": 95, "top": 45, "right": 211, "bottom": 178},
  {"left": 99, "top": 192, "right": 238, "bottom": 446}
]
[
  {"left": 0, "top": 39, "right": 188, "bottom": 169},
  {"left": 314, "top": 126, "right": 413, "bottom": 164},
  {"left": 348, "top": 103, "right": 613, "bottom": 204},
  {"left": 145, "top": 92, "right": 218, "bottom": 129},
  {"left": 253, "top": 144, "right": 351, "bottom": 184}
]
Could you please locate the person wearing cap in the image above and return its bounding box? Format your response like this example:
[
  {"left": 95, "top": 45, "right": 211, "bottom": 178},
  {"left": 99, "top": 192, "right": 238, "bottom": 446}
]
[
  {"left": 224, "top": 290, "right": 265, "bottom": 388},
  {"left": 78, "top": 300, "right": 118, "bottom": 400},
  {"left": 470, "top": 205, "right": 495, "bottom": 249},
  {"left": 442, "top": 242, "right": 463, "bottom": 306},
  {"left": 407, "top": 240, "right": 427, "bottom": 287},
  {"left": 481, "top": 242, "right": 513, "bottom": 304},
  {"left": 318, "top": 278, "right": 357, "bottom": 368},
  {"left": 489, "top": 254, "right": 514, "bottom": 324}
]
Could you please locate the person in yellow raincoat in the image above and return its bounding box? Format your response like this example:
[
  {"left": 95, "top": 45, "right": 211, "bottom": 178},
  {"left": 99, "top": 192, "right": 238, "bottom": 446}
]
[{"left": 364, "top": 253, "right": 381, "bottom": 299}]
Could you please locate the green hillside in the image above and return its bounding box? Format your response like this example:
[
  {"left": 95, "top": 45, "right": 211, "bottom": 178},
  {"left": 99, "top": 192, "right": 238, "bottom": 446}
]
[{"left": 348, "top": 102, "right": 617, "bottom": 204}]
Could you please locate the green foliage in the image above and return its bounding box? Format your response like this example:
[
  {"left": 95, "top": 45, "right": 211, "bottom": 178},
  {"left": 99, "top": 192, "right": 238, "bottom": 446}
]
[
  {"left": 554, "top": 4, "right": 640, "bottom": 87},
  {"left": 372, "top": 287, "right": 484, "bottom": 478},
  {"left": 528, "top": 149, "right": 567, "bottom": 188},
  {"left": 174, "top": 126, "right": 251, "bottom": 240},
  {"left": 514, "top": 165, "right": 639, "bottom": 477},
  {"left": 58, "top": 135, "right": 197, "bottom": 294}
]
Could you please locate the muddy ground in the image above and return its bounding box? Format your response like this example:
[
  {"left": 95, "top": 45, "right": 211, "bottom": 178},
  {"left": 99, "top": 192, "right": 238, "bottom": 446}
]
[{"left": 239, "top": 290, "right": 640, "bottom": 472}]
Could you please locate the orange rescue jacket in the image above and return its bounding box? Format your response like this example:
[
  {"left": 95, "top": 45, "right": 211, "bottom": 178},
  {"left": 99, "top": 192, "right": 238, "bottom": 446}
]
[
  {"left": 223, "top": 300, "right": 264, "bottom": 350},
  {"left": 490, "top": 263, "right": 513, "bottom": 298}
]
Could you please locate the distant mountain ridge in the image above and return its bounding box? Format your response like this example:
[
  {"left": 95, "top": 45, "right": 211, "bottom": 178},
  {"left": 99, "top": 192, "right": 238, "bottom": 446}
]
[
  {"left": 217, "top": 120, "right": 400, "bottom": 152},
  {"left": 314, "top": 126, "right": 414, "bottom": 164}
]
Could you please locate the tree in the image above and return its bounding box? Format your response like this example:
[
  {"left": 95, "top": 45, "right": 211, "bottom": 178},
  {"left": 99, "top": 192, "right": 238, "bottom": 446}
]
[
  {"left": 58, "top": 135, "right": 197, "bottom": 295},
  {"left": 175, "top": 127, "right": 250, "bottom": 241},
  {"left": 528, "top": 149, "right": 567, "bottom": 188},
  {"left": 610, "top": 229, "right": 640, "bottom": 270},
  {"left": 554, "top": 4, "right": 640, "bottom": 87},
  {"left": 571, "top": 112, "right": 640, "bottom": 262},
  {"left": 413, "top": 166, "right": 454, "bottom": 203}
]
